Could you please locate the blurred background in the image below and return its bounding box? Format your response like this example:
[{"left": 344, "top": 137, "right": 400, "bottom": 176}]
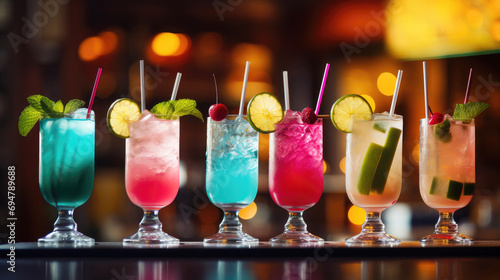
[{"left": 1, "top": 0, "right": 500, "bottom": 243}]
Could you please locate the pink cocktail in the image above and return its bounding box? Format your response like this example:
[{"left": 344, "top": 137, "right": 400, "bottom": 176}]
[
  {"left": 124, "top": 111, "right": 180, "bottom": 244},
  {"left": 269, "top": 110, "right": 323, "bottom": 244}
]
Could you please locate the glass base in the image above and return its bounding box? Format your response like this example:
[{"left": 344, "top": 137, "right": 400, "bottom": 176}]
[
  {"left": 123, "top": 229, "right": 179, "bottom": 245},
  {"left": 270, "top": 232, "right": 324, "bottom": 245},
  {"left": 420, "top": 233, "right": 472, "bottom": 245},
  {"left": 203, "top": 232, "right": 258, "bottom": 245},
  {"left": 345, "top": 232, "right": 401, "bottom": 247},
  {"left": 38, "top": 230, "right": 94, "bottom": 246}
]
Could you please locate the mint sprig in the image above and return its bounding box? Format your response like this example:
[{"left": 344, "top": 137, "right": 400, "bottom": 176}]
[
  {"left": 452, "top": 102, "right": 489, "bottom": 121},
  {"left": 18, "top": 95, "right": 86, "bottom": 136},
  {"left": 150, "top": 98, "right": 203, "bottom": 121}
]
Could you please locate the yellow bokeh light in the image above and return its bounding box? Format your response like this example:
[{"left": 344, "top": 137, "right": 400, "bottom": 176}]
[
  {"left": 412, "top": 143, "right": 420, "bottom": 163},
  {"left": 152, "top": 32, "right": 180, "bottom": 56},
  {"left": 339, "top": 157, "right": 346, "bottom": 174},
  {"left": 377, "top": 72, "right": 397, "bottom": 96},
  {"left": 348, "top": 205, "right": 366, "bottom": 225},
  {"left": 323, "top": 160, "right": 328, "bottom": 174},
  {"left": 239, "top": 202, "right": 257, "bottom": 220},
  {"left": 78, "top": 36, "right": 104, "bottom": 61},
  {"left": 361, "top": 94, "right": 376, "bottom": 112},
  {"left": 491, "top": 21, "right": 500, "bottom": 42}
]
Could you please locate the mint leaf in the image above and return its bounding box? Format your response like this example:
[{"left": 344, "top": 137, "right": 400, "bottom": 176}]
[
  {"left": 64, "top": 99, "right": 85, "bottom": 114},
  {"left": 172, "top": 99, "right": 204, "bottom": 121},
  {"left": 40, "top": 96, "right": 55, "bottom": 113},
  {"left": 151, "top": 99, "right": 204, "bottom": 121},
  {"left": 27, "top": 95, "right": 53, "bottom": 112},
  {"left": 151, "top": 101, "right": 175, "bottom": 119},
  {"left": 18, "top": 105, "right": 42, "bottom": 136},
  {"left": 452, "top": 102, "right": 489, "bottom": 121},
  {"left": 53, "top": 100, "right": 64, "bottom": 113}
]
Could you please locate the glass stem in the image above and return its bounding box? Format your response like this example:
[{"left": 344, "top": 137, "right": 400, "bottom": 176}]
[
  {"left": 435, "top": 211, "right": 458, "bottom": 235},
  {"left": 219, "top": 210, "right": 242, "bottom": 234},
  {"left": 53, "top": 209, "right": 77, "bottom": 232},
  {"left": 138, "top": 210, "right": 162, "bottom": 233},
  {"left": 360, "top": 211, "right": 385, "bottom": 235},
  {"left": 284, "top": 211, "right": 307, "bottom": 233}
]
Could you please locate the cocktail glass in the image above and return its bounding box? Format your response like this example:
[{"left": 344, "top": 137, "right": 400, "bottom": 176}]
[
  {"left": 38, "top": 111, "right": 95, "bottom": 245},
  {"left": 419, "top": 117, "right": 474, "bottom": 244},
  {"left": 204, "top": 115, "right": 259, "bottom": 244},
  {"left": 345, "top": 113, "right": 402, "bottom": 246},
  {"left": 124, "top": 111, "right": 180, "bottom": 244},
  {"left": 269, "top": 111, "right": 323, "bottom": 244}
]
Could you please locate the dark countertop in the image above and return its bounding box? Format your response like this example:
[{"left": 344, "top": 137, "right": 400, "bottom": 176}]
[{"left": 1, "top": 241, "right": 500, "bottom": 279}]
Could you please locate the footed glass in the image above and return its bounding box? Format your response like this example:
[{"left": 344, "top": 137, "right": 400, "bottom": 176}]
[
  {"left": 124, "top": 113, "right": 179, "bottom": 244},
  {"left": 269, "top": 112, "right": 323, "bottom": 244},
  {"left": 345, "top": 114, "right": 403, "bottom": 246},
  {"left": 204, "top": 115, "right": 259, "bottom": 244},
  {"left": 419, "top": 118, "right": 474, "bottom": 245},
  {"left": 38, "top": 112, "right": 95, "bottom": 245}
]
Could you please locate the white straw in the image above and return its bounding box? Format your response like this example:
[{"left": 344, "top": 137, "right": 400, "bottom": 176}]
[
  {"left": 283, "top": 71, "right": 290, "bottom": 111},
  {"left": 423, "top": 61, "right": 429, "bottom": 119},
  {"left": 171, "top": 72, "right": 182, "bottom": 101},
  {"left": 239, "top": 61, "right": 250, "bottom": 117},
  {"left": 389, "top": 70, "right": 403, "bottom": 116},
  {"left": 140, "top": 60, "right": 145, "bottom": 112}
]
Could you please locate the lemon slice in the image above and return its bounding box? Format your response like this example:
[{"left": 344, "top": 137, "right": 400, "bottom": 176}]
[
  {"left": 330, "top": 94, "right": 373, "bottom": 133},
  {"left": 247, "top": 92, "right": 283, "bottom": 134},
  {"left": 107, "top": 98, "right": 141, "bottom": 138}
]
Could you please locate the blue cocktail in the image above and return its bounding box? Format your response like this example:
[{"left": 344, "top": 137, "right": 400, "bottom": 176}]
[{"left": 204, "top": 115, "right": 258, "bottom": 244}]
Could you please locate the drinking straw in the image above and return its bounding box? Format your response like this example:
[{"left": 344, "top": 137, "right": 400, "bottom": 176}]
[
  {"left": 171, "top": 72, "right": 182, "bottom": 101},
  {"left": 389, "top": 70, "right": 403, "bottom": 116},
  {"left": 315, "top": 63, "right": 330, "bottom": 115},
  {"left": 464, "top": 68, "right": 473, "bottom": 104},
  {"left": 86, "top": 67, "right": 102, "bottom": 119},
  {"left": 140, "top": 60, "right": 145, "bottom": 112},
  {"left": 239, "top": 61, "right": 250, "bottom": 117},
  {"left": 423, "top": 61, "right": 429, "bottom": 119},
  {"left": 283, "top": 71, "right": 290, "bottom": 111}
]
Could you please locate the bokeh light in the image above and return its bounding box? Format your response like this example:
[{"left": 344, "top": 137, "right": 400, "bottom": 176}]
[
  {"left": 152, "top": 32, "right": 181, "bottom": 56},
  {"left": 171, "top": 33, "right": 191, "bottom": 56},
  {"left": 339, "top": 157, "right": 346, "bottom": 174},
  {"left": 491, "top": 21, "right": 500, "bottom": 41},
  {"left": 99, "top": 31, "right": 119, "bottom": 55},
  {"left": 412, "top": 144, "right": 420, "bottom": 163},
  {"left": 78, "top": 36, "right": 104, "bottom": 61},
  {"left": 377, "top": 72, "right": 397, "bottom": 96},
  {"left": 348, "top": 205, "right": 366, "bottom": 225},
  {"left": 239, "top": 202, "right": 257, "bottom": 220},
  {"left": 361, "top": 94, "right": 376, "bottom": 112}
]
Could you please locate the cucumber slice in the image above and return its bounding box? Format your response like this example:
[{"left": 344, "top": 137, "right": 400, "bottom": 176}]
[
  {"left": 371, "top": 127, "right": 402, "bottom": 194},
  {"left": 429, "top": 176, "right": 440, "bottom": 194},
  {"left": 373, "top": 121, "right": 387, "bottom": 133},
  {"left": 463, "top": 182, "right": 475, "bottom": 196},
  {"left": 357, "top": 143, "right": 384, "bottom": 195},
  {"left": 446, "top": 180, "right": 463, "bottom": 201}
]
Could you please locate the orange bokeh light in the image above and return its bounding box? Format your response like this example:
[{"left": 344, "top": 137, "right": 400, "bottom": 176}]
[
  {"left": 99, "top": 31, "right": 119, "bottom": 55},
  {"left": 78, "top": 36, "right": 104, "bottom": 61}
]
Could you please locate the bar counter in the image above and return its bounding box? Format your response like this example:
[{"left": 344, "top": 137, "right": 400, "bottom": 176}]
[{"left": 1, "top": 241, "right": 500, "bottom": 279}]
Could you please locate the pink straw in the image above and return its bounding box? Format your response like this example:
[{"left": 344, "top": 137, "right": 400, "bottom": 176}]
[
  {"left": 315, "top": 63, "right": 330, "bottom": 115},
  {"left": 464, "top": 68, "right": 473, "bottom": 104},
  {"left": 87, "top": 68, "right": 102, "bottom": 119}
]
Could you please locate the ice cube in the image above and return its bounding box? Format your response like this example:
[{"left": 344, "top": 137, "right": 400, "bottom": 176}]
[
  {"left": 137, "top": 110, "right": 156, "bottom": 122},
  {"left": 69, "top": 108, "right": 94, "bottom": 119},
  {"left": 280, "top": 110, "right": 302, "bottom": 124}
]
